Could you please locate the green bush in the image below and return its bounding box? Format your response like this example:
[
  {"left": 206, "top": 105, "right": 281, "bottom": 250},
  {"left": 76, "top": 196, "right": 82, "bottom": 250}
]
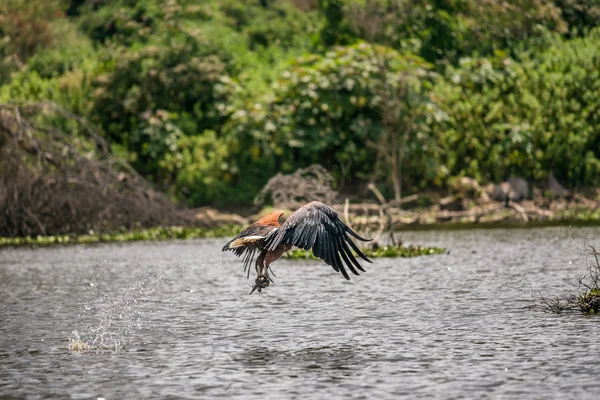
[
  {"left": 0, "top": 55, "right": 102, "bottom": 118},
  {"left": 199, "top": 0, "right": 319, "bottom": 95},
  {"left": 26, "top": 42, "right": 96, "bottom": 79},
  {"left": 318, "top": 0, "right": 572, "bottom": 66},
  {"left": 77, "top": 0, "right": 173, "bottom": 46},
  {"left": 219, "top": 0, "right": 317, "bottom": 51},
  {"left": 90, "top": 42, "right": 234, "bottom": 178},
  {"left": 75, "top": 0, "right": 318, "bottom": 198},
  {"left": 165, "top": 130, "right": 246, "bottom": 206},
  {"left": 432, "top": 29, "right": 600, "bottom": 187},
  {"left": 0, "top": 0, "right": 76, "bottom": 84}
]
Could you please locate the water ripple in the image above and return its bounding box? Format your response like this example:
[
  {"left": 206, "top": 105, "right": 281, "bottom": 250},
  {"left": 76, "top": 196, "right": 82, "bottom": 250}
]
[{"left": 0, "top": 227, "right": 599, "bottom": 398}]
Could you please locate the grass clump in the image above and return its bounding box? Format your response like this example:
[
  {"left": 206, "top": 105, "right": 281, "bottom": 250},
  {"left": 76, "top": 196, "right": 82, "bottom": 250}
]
[{"left": 530, "top": 233, "right": 600, "bottom": 315}]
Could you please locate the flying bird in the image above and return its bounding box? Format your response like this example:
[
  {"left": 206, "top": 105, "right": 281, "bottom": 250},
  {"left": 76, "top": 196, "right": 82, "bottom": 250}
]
[{"left": 222, "top": 201, "right": 372, "bottom": 294}]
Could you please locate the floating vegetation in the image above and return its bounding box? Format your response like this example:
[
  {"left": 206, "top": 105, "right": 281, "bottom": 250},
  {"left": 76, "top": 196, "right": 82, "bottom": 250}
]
[
  {"left": 285, "top": 244, "right": 446, "bottom": 260},
  {"left": 578, "top": 288, "right": 600, "bottom": 314},
  {"left": 0, "top": 225, "right": 243, "bottom": 248},
  {"left": 530, "top": 233, "right": 600, "bottom": 314}
]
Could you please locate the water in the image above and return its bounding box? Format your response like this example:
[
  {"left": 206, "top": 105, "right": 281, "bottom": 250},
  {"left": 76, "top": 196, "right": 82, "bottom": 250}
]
[{"left": 1, "top": 226, "right": 599, "bottom": 399}]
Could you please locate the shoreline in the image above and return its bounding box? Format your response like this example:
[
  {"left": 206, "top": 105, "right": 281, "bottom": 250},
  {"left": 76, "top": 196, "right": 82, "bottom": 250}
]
[
  {"left": 2, "top": 212, "right": 599, "bottom": 249},
  {"left": 394, "top": 218, "right": 600, "bottom": 231},
  {"left": 0, "top": 225, "right": 243, "bottom": 248}
]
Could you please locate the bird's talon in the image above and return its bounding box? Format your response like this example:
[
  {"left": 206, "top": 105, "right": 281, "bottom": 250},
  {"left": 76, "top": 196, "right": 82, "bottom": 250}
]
[{"left": 249, "top": 275, "right": 271, "bottom": 294}]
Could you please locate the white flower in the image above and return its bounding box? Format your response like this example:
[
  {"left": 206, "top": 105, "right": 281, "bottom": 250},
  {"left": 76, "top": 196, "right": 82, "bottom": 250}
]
[{"left": 265, "top": 121, "right": 276, "bottom": 132}]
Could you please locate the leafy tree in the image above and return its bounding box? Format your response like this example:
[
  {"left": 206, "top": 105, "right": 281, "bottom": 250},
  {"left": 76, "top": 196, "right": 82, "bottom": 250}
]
[
  {"left": 90, "top": 41, "right": 235, "bottom": 182},
  {"left": 212, "top": 43, "right": 438, "bottom": 204}
]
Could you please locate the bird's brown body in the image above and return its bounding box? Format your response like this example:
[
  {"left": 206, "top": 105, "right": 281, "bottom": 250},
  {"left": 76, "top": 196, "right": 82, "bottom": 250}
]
[{"left": 222, "top": 201, "right": 372, "bottom": 293}]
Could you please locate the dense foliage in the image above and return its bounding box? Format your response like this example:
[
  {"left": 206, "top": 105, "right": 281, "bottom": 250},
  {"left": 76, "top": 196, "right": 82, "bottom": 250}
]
[
  {"left": 1, "top": 0, "right": 599, "bottom": 208},
  {"left": 432, "top": 31, "right": 600, "bottom": 187}
]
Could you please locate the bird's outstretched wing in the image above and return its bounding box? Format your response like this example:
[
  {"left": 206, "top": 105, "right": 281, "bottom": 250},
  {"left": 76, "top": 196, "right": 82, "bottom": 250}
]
[{"left": 265, "top": 201, "right": 372, "bottom": 280}]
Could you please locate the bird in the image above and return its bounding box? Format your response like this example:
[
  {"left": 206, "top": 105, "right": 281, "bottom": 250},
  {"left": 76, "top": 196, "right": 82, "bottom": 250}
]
[{"left": 222, "top": 201, "right": 372, "bottom": 294}]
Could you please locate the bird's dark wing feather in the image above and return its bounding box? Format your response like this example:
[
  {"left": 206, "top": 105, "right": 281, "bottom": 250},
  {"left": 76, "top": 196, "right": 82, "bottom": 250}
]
[
  {"left": 265, "top": 201, "right": 372, "bottom": 280},
  {"left": 223, "top": 246, "right": 257, "bottom": 278}
]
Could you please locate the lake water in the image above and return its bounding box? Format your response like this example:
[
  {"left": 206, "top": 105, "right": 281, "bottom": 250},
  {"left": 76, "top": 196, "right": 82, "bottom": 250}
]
[{"left": 1, "top": 226, "right": 599, "bottom": 399}]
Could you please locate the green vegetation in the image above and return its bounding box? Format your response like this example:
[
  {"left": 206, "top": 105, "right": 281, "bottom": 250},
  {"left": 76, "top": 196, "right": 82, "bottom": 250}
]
[
  {"left": 1, "top": 0, "right": 600, "bottom": 214},
  {"left": 285, "top": 244, "right": 446, "bottom": 259},
  {"left": 579, "top": 288, "right": 600, "bottom": 314},
  {"left": 557, "top": 207, "right": 600, "bottom": 223},
  {"left": 0, "top": 225, "right": 243, "bottom": 247},
  {"left": 1, "top": 225, "right": 445, "bottom": 261},
  {"left": 432, "top": 31, "right": 600, "bottom": 186}
]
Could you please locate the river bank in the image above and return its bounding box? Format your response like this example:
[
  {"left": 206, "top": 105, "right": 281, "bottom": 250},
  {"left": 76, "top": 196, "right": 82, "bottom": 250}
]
[
  {"left": 1, "top": 200, "right": 599, "bottom": 249},
  {"left": 0, "top": 223, "right": 447, "bottom": 258}
]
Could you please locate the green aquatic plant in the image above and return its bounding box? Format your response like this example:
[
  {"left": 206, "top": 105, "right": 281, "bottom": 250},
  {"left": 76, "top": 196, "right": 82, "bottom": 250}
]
[
  {"left": 285, "top": 244, "right": 446, "bottom": 260},
  {"left": 574, "top": 241, "right": 600, "bottom": 314},
  {"left": 578, "top": 288, "right": 600, "bottom": 314},
  {"left": 0, "top": 225, "right": 244, "bottom": 247}
]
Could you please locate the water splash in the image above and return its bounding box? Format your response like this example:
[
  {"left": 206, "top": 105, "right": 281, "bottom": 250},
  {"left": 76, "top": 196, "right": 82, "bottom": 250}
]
[
  {"left": 69, "top": 265, "right": 165, "bottom": 352},
  {"left": 67, "top": 331, "right": 89, "bottom": 352},
  {"left": 68, "top": 254, "right": 255, "bottom": 352},
  {"left": 202, "top": 258, "right": 254, "bottom": 288}
]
